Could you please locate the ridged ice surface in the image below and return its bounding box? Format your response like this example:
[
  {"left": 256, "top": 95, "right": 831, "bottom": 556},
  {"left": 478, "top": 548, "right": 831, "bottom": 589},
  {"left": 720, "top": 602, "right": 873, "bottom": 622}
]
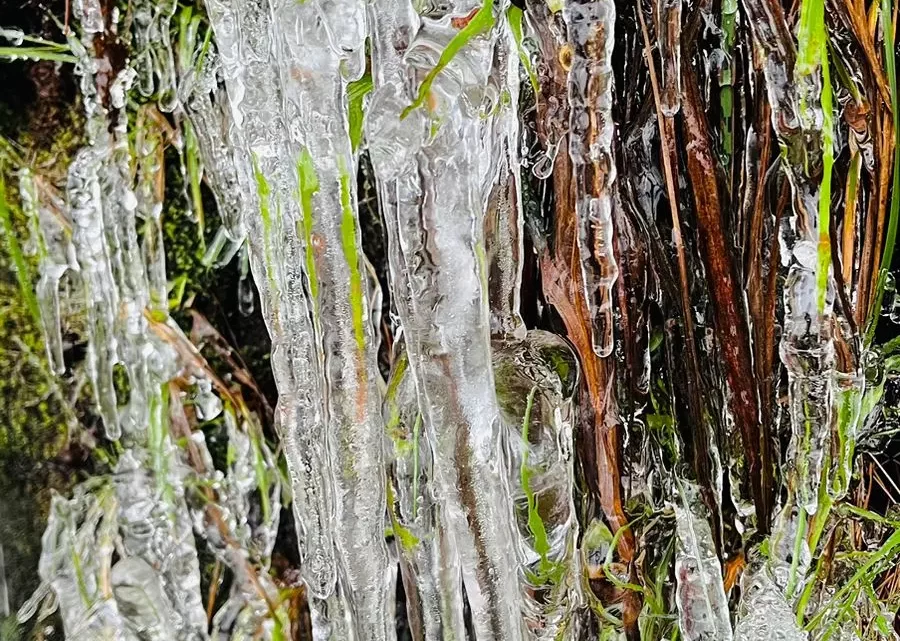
[
  {"left": 656, "top": 0, "right": 682, "bottom": 115},
  {"left": 734, "top": 569, "right": 808, "bottom": 641},
  {"left": 67, "top": 0, "right": 163, "bottom": 442},
  {"left": 369, "top": 2, "right": 527, "bottom": 639},
  {"left": 673, "top": 481, "right": 733, "bottom": 641},
  {"left": 114, "top": 448, "right": 207, "bottom": 641},
  {"left": 183, "top": 61, "right": 246, "bottom": 242},
  {"left": 563, "top": 0, "right": 619, "bottom": 358}
]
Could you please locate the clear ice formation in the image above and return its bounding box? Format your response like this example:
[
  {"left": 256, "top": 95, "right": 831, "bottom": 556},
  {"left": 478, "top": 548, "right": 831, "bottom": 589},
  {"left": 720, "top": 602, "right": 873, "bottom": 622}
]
[
  {"left": 493, "top": 333, "right": 585, "bottom": 638},
  {"left": 183, "top": 65, "right": 246, "bottom": 243},
  {"left": 734, "top": 568, "right": 808, "bottom": 641},
  {"left": 66, "top": 0, "right": 169, "bottom": 442},
  {"left": 204, "top": 0, "right": 392, "bottom": 637},
  {"left": 563, "top": 0, "right": 620, "bottom": 358},
  {"left": 673, "top": 481, "right": 733, "bottom": 641},
  {"left": 132, "top": 0, "right": 178, "bottom": 110},
  {"left": 272, "top": 1, "right": 393, "bottom": 637},
  {"left": 38, "top": 488, "right": 141, "bottom": 641},
  {"left": 481, "top": 36, "right": 587, "bottom": 633},
  {"left": 746, "top": 0, "right": 835, "bottom": 515},
  {"left": 19, "top": 0, "right": 877, "bottom": 637},
  {"left": 18, "top": 168, "right": 74, "bottom": 375},
  {"left": 384, "top": 348, "right": 468, "bottom": 641},
  {"left": 26, "top": 2, "right": 276, "bottom": 639},
  {"left": 483, "top": 21, "right": 526, "bottom": 341},
  {"left": 114, "top": 448, "right": 207, "bottom": 641},
  {"left": 656, "top": 0, "right": 682, "bottom": 116},
  {"left": 369, "top": 1, "right": 528, "bottom": 638},
  {"left": 203, "top": 0, "right": 340, "bottom": 610}
]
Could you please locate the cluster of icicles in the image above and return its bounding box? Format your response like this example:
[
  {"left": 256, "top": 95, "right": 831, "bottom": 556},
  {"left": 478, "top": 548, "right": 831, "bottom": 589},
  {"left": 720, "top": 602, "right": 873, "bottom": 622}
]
[{"left": 10, "top": 0, "right": 855, "bottom": 638}]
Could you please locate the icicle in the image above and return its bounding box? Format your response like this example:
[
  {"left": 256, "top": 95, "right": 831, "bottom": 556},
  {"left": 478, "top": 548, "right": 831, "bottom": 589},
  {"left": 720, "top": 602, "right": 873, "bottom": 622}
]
[
  {"left": 180, "top": 410, "right": 286, "bottom": 641},
  {"left": 67, "top": 146, "right": 121, "bottom": 438},
  {"left": 134, "top": 106, "right": 168, "bottom": 316},
  {"left": 734, "top": 567, "right": 807, "bottom": 641},
  {"left": 132, "top": 0, "right": 178, "bottom": 110},
  {"left": 563, "top": 0, "right": 619, "bottom": 358},
  {"left": 480, "top": 30, "right": 586, "bottom": 626},
  {"left": 656, "top": 0, "right": 682, "bottom": 116},
  {"left": 69, "top": 0, "right": 165, "bottom": 440},
  {"left": 369, "top": 1, "right": 527, "bottom": 638},
  {"left": 111, "top": 558, "right": 178, "bottom": 640},
  {"left": 223, "top": 411, "right": 281, "bottom": 560},
  {"left": 768, "top": 504, "right": 811, "bottom": 598},
  {"left": 184, "top": 57, "right": 246, "bottom": 242},
  {"left": 384, "top": 348, "right": 468, "bottom": 641},
  {"left": 270, "top": 0, "right": 393, "bottom": 635},
  {"left": 672, "top": 480, "right": 733, "bottom": 641},
  {"left": 19, "top": 168, "right": 75, "bottom": 374},
  {"left": 782, "top": 270, "right": 835, "bottom": 514},
  {"left": 308, "top": 584, "right": 357, "bottom": 641},
  {"left": 194, "top": 377, "right": 223, "bottom": 420},
  {"left": 204, "top": 0, "right": 339, "bottom": 604}
]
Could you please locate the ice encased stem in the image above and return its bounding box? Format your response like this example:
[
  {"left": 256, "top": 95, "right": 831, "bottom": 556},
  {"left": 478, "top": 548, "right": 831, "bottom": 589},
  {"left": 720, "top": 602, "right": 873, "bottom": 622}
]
[
  {"left": 384, "top": 349, "right": 468, "bottom": 641},
  {"left": 749, "top": 0, "right": 836, "bottom": 516},
  {"left": 493, "top": 332, "right": 585, "bottom": 638},
  {"left": 656, "top": 0, "right": 682, "bottom": 116},
  {"left": 203, "top": 0, "right": 393, "bottom": 636},
  {"left": 563, "top": 0, "right": 619, "bottom": 358},
  {"left": 368, "top": 1, "right": 527, "bottom": 637},
  {"left": 203, "top": 0, "right": 338, "bottom": 602},
  {"left": 271, "top": 0, "right": 392, "bottom": 636}
]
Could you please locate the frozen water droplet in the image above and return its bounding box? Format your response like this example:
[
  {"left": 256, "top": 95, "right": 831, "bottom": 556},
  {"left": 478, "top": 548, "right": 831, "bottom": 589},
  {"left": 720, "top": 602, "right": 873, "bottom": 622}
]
[
  {"left": 194, "top": 378, "right": 223, "bottom": 421},
  {"left": 238, "top": 243, "right": 255, "bottom": 316},
  {"left": 0, "top": 28, "right": 25, "bottom": 45}
]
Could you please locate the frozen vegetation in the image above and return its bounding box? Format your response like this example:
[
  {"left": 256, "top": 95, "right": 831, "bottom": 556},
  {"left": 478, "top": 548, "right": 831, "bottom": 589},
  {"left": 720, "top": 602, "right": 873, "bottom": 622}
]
[{"left": 1, "top": 0, "right": 900, "bottom": 639}]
